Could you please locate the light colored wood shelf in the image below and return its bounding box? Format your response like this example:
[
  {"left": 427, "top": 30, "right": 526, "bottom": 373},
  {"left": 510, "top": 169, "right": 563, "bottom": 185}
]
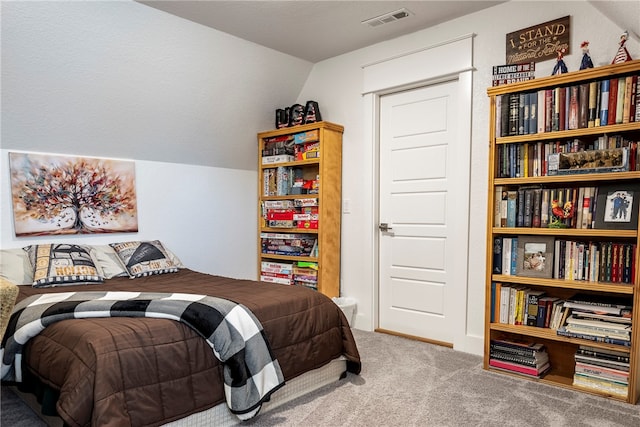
[
  {"left": 491, "top": 274, "right": 635, "bottom": 294},
  {"left": 484, "top": 60, "right": 640, "bottom": 405},
  {"left": 494, "top": 171, "right": 640, "bottom": 186},
  {"left": 492, "top": 227, "right": 637, "bottom": 238},
  {"left": 257, "top": 121, "right": 343, "bottom": 298},
  {"left": 261, "top": 227, "right": 319, "bottom": 234}
]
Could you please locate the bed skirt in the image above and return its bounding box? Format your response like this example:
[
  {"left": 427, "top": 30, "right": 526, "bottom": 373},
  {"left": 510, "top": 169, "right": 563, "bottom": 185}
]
[{"left": 10, "top": 357, "right": 348, "bottom": 426}]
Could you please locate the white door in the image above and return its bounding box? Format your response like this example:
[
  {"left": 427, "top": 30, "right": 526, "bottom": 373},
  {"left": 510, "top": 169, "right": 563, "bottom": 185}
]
[{"left": 378, "top": 79, "right": 468, "bottom": 344}]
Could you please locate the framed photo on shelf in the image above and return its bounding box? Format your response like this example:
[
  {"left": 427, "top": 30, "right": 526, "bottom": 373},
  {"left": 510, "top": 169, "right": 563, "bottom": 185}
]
[
  {"left": 594, "top": 183, "right": 640, "bottom": 230},
  {"left": 516, "top": 235, "right": 555, "bottom": 279}
]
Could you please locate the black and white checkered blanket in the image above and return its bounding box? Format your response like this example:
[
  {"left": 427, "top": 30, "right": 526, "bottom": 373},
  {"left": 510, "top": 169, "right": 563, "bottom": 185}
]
[{"left": 0, "top": 291, "right": 285, "bottom": 420}]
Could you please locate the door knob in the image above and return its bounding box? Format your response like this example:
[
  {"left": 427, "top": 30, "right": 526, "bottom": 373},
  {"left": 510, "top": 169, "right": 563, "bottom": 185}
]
[{"left": 379, "top": 223, "right": 393, "bottom": 232}]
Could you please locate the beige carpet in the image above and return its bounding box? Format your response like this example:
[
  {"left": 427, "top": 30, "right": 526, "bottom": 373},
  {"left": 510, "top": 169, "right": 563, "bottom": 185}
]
[
  {"left": 3, "top": 329, "right": 640, "bottom": 426},
  {"left": 247, "top": 329, "right": 640, "bottom": 426}
]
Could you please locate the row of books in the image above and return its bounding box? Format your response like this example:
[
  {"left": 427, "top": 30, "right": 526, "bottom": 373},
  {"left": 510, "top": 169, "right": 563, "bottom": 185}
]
[
  {"left": 260, "top": 260, "right": 319, "bottom": 289},
  {"left": 261, "top": 198, "right": 319, "bottom": 229},
  {"left": 260, "top": 232, "right": 318, "bottom": 257},
  {"left": 495, "top": 73, "right": 640, "bottom": 137},
  {"left": 572, "top": 345, "right": 630, "bottom": 398},
  {"left": 553, "top": 240, "right": 636, "bottom": 284},
  {"left": 496, "top": 137, "right": 636, "bottom": 178},
  {"left": 494, "top": 185, "right": 602, "bottom": 229},
  {"left": 490, "top": 284, "right": 567, "bottom": 329},
  {"left": 489, "top": 338, "right": 550, "bottom": 378},
  {"left": 490, "top": 288, "right": 634, "bottom": 341},
  {"left": 556, "top": 293, "right": 632, "bottom": 347},
  {"left": 493, "top": 236, "right": 636, "bottom": 284}
]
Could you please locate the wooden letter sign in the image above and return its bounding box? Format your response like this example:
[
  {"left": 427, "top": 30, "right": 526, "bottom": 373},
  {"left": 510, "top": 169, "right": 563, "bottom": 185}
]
[{"left": 506, "top": 16, "right": 570, "bottom": 65}]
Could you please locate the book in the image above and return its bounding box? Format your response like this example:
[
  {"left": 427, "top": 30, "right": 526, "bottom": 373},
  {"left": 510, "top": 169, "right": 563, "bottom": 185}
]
[
  {"left": 500, "top": 94, "right": 510, "bottom": 136},
  {"left": 490, "top": 349, "right": 549, "bottom": 368},
  {"left": 599, "top": 79, "right": 610, "bottom": 125},
  {"left": 570, "top": 310, "right": 632, "bottom": 325},
  {"left": 531, "top": 188, "right": 542, "bottom": 227},
  {"left": 578, "top": 83, "right": 589, "bottom": 128},
  {"left": 525, "top": 290, "right": 546, "bottom": 326},
  {"left": 489, "top": 358, "right": 550, "bottom": 377},
  {"left": 568, "top": 85, "right": 579, "bottom": 130},
  {"left": 556, "top": 327, "right": 631, "bottom": 346},
  {"left": 500, "top": 189, "right": 508, "bottom": 227},
  {"left": 489, "top": 339, "right": 546, "bottom": 357},
  {"left": 575, "top": 346, "right": 630, "bottom": 365},
  {"left": 564, "top": 322, "right": 630, "bottom": 340},
  {"left": 502, "top": 237, "right": 513, "bottom": 276},
  {"left": 492, "top": 237, "right": 503, "bottom": 274},
  {"left": 540, "top": 189, "right": 549, "bottom": 227},
  {"left": 545, "top": 89, "right": 554, "bottom": 132},
  {"left": 573, "top": 373, "right": 628, "bottom": 398},
  {"left": 508, "top": 93, "right": 519, "bottom": 136},
  {"left": 499, "top": 284, "right": 511, "bottom": 324},
  {"left": 588, "top": 81, "right": 598, "bottom": 127},
  {"left": 506, "top": 190, "right": 517, "bottom": 227},
  {"left": 607, "top": 77, "right": 618, "bottom": 125},
  {"left": 491, "top": 282, "right": 501, "bottom": 322},
  {"left": 622, "top": 75, "right": 633, "bottom": 124},
  {"left": 536, "top": 296, "right": 559, "bottom": 328},
  {"left": 563, "top": 293, "right": 633, "bottom": 316},
  {"left": 529, "top": 91, "right": 538, "bottom": 134},
  {"left": 537, "top": 90, "right": 546, "bottom": 133}
]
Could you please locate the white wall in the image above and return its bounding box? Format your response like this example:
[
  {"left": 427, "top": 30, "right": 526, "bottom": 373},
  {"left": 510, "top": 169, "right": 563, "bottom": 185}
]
[
  {"left": 0, "top": 149, "right": 258, "bottom": 280},
  {"left": 1, "top": 0, "right": 313, "bottom": 171},
  {"left": 297, "top": 1, "right": 639, "bottom": 354}
]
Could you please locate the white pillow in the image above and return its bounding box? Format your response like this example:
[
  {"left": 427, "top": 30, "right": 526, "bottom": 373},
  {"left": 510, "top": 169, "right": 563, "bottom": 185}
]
[
  {"left": 109, "top": 240, "right": 179, "bottom": 278},
  {"left": 91, "top": 245, "right": 129, "bottom": 279},
  {"left": 0, "top": 248, "right": 33, "bottom": 285}
]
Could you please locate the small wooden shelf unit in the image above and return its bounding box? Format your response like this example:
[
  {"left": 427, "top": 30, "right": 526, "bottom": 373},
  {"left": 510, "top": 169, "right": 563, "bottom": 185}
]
[{"left": 257, "top": 121, "right": 343, "bottom": 297}]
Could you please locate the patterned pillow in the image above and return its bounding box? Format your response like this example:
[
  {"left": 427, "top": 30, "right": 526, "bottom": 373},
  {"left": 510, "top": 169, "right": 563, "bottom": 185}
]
[
  {"left": 24, "top": 244, "right": 104, "bottom": 288},
  {"left": 109, "top": 240, "right": 178, "bottom": 278}
]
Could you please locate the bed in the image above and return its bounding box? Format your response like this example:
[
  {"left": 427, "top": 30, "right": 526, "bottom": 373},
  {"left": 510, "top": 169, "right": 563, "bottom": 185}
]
[{"left": 0, "top": 242, "right": 361, "bottom": 426}]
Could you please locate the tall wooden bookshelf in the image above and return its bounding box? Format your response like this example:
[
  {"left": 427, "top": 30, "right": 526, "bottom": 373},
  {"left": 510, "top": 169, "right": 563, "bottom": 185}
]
[
  {"left": 257, "top": 121, "right": 343, "bottom": 297},
  {"left": 485, "top": 59, "right": 640, "bottom": 403}
]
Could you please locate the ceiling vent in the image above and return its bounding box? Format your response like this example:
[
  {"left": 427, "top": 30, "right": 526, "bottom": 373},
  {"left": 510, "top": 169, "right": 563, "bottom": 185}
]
[{"left": 362, "top": 8, "right": 413, "bottom": 27}]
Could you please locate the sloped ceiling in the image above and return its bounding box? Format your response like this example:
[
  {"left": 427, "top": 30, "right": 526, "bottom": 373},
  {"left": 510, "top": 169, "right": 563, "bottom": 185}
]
[
  {"left": 138, "top": 1, "right": 639, "bottom": 63},
  {"left": 138, "top": 1, "right": 505, "bottom": 63}
]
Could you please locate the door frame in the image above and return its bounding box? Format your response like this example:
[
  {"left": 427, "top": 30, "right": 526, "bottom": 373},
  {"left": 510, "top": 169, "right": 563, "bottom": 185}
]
[{"left": 361, "top": 34, "right": 474, "bottom": 350}]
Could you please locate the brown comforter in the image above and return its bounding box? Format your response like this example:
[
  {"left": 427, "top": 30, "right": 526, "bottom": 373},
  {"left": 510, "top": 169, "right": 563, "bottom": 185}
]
[{"left": 13, "top": 269, "right": 361, "bottom": 427}]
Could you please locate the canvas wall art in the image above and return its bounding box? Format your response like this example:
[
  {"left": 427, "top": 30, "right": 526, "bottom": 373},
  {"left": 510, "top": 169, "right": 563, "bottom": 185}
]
[{"left": 9, "top": 152, "right": 138, "bottom": 236}]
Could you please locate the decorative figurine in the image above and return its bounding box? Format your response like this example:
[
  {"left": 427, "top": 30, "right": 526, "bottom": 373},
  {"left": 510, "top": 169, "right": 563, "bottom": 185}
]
[
  {"left": 579, "top": 41, "right": 594, "bottom": 70},
  {"left": 612, "top": 31, "right": 632, "bottom": 64},
  {"left": 551, "top": 48, "right": 568, "bottom": 75}
]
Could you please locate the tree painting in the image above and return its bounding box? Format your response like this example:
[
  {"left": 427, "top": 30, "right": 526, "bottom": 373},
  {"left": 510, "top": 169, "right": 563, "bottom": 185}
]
[{"left": 9, "top": 153, "right": 138, "bottom": 236}]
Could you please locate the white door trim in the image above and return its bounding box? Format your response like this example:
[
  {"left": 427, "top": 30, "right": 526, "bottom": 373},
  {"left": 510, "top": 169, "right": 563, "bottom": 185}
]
[{"left": 362, "top": 35, "right": 473, "bottom": 351}]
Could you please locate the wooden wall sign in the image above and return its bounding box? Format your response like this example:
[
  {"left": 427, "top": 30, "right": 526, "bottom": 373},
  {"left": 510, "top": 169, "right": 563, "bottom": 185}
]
[{"left": 505, "top": 16, "right": 570, "bottom": 65}]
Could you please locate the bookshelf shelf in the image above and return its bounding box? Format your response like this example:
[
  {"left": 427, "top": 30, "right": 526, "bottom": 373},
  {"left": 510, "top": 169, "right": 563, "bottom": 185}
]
[
  {"left": 494, "top": 171, "right": 640, "bottom": 186},
  {"left": 485, "top": 60, "right": 640, "bottom": 404},
  {"left": 492, "top": 227, "right": 637, "bottom": 238},
  {"left": 257, "top": 121, "right": 343, "bottom": 296},
  {"left": 490, "top": 323, "right": 632, "bottom": 351},
  {"left": 491, "top": 275, "right": 635, "bottom": 294}
]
